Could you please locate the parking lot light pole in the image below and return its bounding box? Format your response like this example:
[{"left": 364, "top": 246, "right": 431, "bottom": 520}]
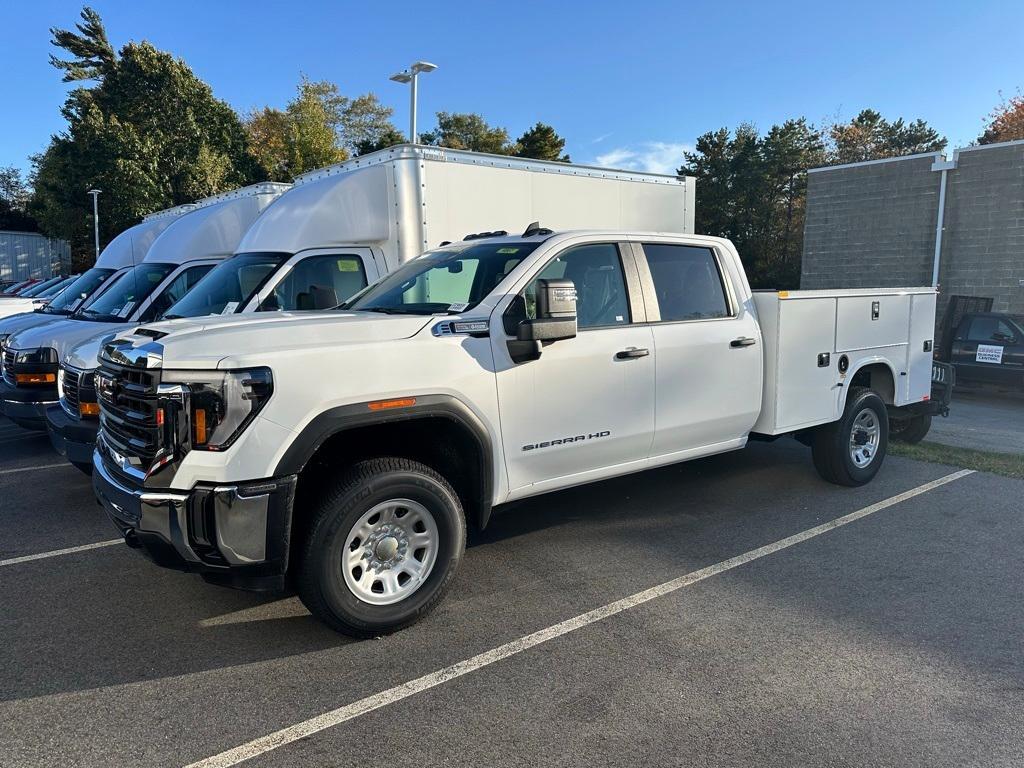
[
  {"left": 87, "top": 188, "right": 101, "bottom": 261},
  {"left": 389, "top": 61, "right": 437, "bottom": 144}
]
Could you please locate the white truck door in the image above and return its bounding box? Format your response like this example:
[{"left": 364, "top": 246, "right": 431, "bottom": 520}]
[
  {"left": 247, "top": 248, "right": 379, "bottom": 311},
  {"left": 634, "top": 242, "right": 762, "bottom": 460},
  {"left": 494, "top": 242, "right": 656, "bottom": 495}
]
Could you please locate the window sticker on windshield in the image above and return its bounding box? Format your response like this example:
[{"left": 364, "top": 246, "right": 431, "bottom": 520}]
[
  {"left": 221, "top": 301, "right": 239, "bottom": 315},
  {"left": 448, "top": 302, "right": 470, "bottom": 313},
  {"left": 497, "top": 247, "right": 519, "bottom": 254},
  {"left": 338, "top": 259, "right": 360, "bottom": 272},
  {"left": 118, "top": 302, "right": 135, "bottom": 318}
]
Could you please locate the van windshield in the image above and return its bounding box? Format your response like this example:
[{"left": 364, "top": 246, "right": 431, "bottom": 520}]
[
  {"left": 77, "top": 263, "right": 176, "bottom": 322},
  {"left": 19, "top": 277, "right": 63, "bottom": 297},
  {"left": 163, "top": 252, "right": 286, "bottom": 319},
  {"left": 43, "top": 268, "right": 116, "bottom": 315},
  {"left": 344, "top": 241, "right": 540, "bottom": 315},
  {"left": 36, "top": 276, "right": 77, "bottom": 300}
]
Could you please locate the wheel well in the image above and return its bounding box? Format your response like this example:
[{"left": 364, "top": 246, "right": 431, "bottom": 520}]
[
  {"left": 849, "top": 363, "right": 896, "bottom": 404},
  {"left": 291, "top": 417, "right": 488, "bottom": 554}
]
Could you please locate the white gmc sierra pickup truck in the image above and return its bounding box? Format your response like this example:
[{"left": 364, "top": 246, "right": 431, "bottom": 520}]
[{"left": 92, "top": 230, "right": 949, "bottom": 636}]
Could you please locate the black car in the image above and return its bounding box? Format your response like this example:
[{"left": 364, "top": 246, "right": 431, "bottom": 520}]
[{"left": 950, "top": 312, "right": 1024, "bottom": 390}]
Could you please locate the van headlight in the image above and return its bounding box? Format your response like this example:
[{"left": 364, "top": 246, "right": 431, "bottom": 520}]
[{"left": 161, "top": 368, "right": 273, "bottom": 451}]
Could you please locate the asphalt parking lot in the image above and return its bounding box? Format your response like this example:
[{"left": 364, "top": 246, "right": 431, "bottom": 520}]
[{"left": 1, "top": 415, "right": 1022, "bottom": 768}]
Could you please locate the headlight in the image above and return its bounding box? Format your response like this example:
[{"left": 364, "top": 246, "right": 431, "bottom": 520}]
[
  {"left": 161, "top": 368, "right": 273, "bottom": 451},
  {"left": 14, "top": 348, "right": 58, "bottom": 364}
]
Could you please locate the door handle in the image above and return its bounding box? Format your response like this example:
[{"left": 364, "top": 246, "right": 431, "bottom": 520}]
[
  {"left": 730, "top": 337, "right": 756, "bottom": 348},
  {"left": 615, "top": 347, "right": 650, "bottom": 360}
]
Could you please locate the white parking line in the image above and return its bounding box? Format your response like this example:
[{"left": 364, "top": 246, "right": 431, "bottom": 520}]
[
  {"left": 0, "top": 539, "right": 122, "bottom": 567},
  {"left": 186, "top": 469, "right": 974, "bottom": 768},
  {"left": 0, "top": 462, "right": 70, "bottom": 477}
]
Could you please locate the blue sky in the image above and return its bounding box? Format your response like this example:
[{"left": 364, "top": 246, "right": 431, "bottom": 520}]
[{"left": 2, "top": 0, "right": 1022, "bottom": 176}]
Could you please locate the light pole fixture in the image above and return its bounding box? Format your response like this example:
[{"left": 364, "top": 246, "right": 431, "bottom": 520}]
[
  {"left": 389, "top": 60, "right": 438, "bottom": 144},
  {"left": 87, "top": 189, "right": 102, "bottom": 260}
]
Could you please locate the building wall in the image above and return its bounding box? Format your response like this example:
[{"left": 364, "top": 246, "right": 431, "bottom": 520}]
[
  {"left": 0, "top": 230, "right": 71, "bottom": 280},
  {"left": 801, "top": 140, "right": 1024, "bottom": 328}
]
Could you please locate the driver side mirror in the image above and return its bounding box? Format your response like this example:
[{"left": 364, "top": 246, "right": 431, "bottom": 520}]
[{"left": 507, "top": 279, "right": 577, "bottom": 363}]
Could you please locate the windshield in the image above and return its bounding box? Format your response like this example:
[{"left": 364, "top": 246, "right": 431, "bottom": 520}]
[
  {"left": 35, "top": 276, "right": 76, "bottom": 300},
  {"left": 77, "top": 263, "right": 175, "bottom": 322},
  {"left": 43, "top": 268, "right": 116, "bottom": 315},
  {"left": 344, "top": 241, "right": 541, "bottom": 315},
  {"left": 19, "top": 277, "right": 62, "bottom": 298},
  {"left": 163, "top": 252, "right": 286, "bottom": 319}
]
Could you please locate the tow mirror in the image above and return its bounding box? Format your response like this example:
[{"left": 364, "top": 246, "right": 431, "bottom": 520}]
[
  {"left": 517, "top": 279, "right": 578, "bottom": 342},
  {"left": 507, "top": 279, "right": 577, "bottom": 363}
]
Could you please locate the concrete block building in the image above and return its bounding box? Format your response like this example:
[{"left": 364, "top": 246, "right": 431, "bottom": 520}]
[{"left": 801, "top": 139, "right": 1024, "bottom": 328}]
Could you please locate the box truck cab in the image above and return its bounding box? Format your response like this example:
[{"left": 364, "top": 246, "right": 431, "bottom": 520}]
[{"left": 1, "top": 183, "right": 287, "bottom": 435}]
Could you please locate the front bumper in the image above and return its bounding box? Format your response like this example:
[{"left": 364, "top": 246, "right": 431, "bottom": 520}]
[
  {"left": 0, "top": 380, "right": 54, "bottom": 430},
  {"left": 45, "top": 403, "right": 98, "bottom": 465},
  {"left": 92, "top": 448, "right": 297, "bottom": 591}
]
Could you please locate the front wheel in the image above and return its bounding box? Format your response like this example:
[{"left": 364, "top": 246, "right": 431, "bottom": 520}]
[
  {"left": 812, "top": 387, "right": 889, "bottom": 486},
  {"left": 296, "top": 457, "right": 466, "bottom": 637}
]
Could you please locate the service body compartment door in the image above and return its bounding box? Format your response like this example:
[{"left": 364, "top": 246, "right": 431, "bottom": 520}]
[
  {"left": 775, "top": 297, "right": 840, "bottom": 430},
  {"left": 906, "top": 293, "right": 937, "bottom": 401},
  {"left": 835, "top": 294, "right": 911, "bottom": 352}
]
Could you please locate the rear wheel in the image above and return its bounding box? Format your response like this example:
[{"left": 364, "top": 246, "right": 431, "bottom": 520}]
[
  {"left": 296, "top": 457, "right": 466, "bottom": 637},
  {"left": 889, "top": 413, "right": 932, "bottom": 444},
  {"left": 812, "top": 387, "right": 889, "bottom": 486}
]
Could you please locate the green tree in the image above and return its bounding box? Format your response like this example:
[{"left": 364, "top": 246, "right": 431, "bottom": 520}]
[
  {"left": 828, "top": 109, "right": 946, "bottom": 164},
  {"left": 31, "top": 6, "right": 264, "bottom": 262},
  {"left": 420, "top": 112, "right": 513, "bottom": 154},
  {"left": 341, "top": 93, "right": 403, "bottom": 154},
  {"left": 979, "top": 91, "right": 1024, "bottom": 144},
  {"left": 0, "top": 166, "right": 40, "bottom": 232},
  {"left": 514, "top": 122, "right": 570, "bottom": 162},
  {"left": 680, "top": 119, "right": 826, "bottom": 288}
]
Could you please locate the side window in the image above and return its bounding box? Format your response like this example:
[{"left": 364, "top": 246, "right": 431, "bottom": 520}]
[
  {"left": 967, "top": 316, "right": 1016, "bottom": 343},
  {"left": 643, "top": 244, "right": 730, "bottom": 322},
  {"left": 525, "top": 243, "right": 630, "bottom": 329},
  {"left": 262, "top": 255, "right": 367, "bottom": 311},
  {"left": 141, "top": 264, "right": 214, "bottom": 322}
]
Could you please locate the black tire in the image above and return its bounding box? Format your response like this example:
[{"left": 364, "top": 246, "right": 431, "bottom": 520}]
[
  {"left": 889, "top": 413, "right": 932, "bottom": 444},
  {"left": 71, "top": 460, "right": 93, "bottom": 476},
  {"left": 812, "top": 387, "right": 889, "bottom": 487},
  {"left": 296, "top": 457, "right": 466, "bottom": 638}
]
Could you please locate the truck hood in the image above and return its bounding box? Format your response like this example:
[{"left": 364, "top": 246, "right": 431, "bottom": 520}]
[
  {"left": 0, "top": 311, "right": 68, "bottom": 339},
  {"left": 114, "top": 311, "right": 435, "bottom": 369},
  {"left": 0, "top": 299, "right": 42, "bottom": 321},
  {"left": 6, "top": 317, "right": 131, "bottom": 361}
]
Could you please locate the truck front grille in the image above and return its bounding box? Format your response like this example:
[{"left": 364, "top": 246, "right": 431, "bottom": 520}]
[
  {"left": 2, "top": 349, "right": 15, "bottom": 385},
  {"left": 61, "top": 366, "right": 81, "bottom": 414},
  {"left": 97, "top": 360, "right": 164, "bottom": 474}
]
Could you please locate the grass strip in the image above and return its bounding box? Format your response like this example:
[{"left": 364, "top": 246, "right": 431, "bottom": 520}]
[{"left": 890, "top": 440, "right": 1024, "bottom": 479}]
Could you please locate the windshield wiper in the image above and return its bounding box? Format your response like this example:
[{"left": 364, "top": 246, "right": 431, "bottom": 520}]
[{"left": 356, "top": 307, "right": 425, "bottom": 315}]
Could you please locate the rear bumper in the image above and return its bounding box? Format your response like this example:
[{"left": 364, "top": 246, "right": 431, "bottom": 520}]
[
  {"left": 92, "top": 448, "right": 297, "bottom": 591},
  {"left": 0, "top": 380, "right": 54, "bottom": 430},
  {"left": 45, "top": 403, "right": 97, "bottom": 464}
]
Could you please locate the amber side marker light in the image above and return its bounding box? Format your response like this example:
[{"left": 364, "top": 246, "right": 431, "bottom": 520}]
[
  {"left": 15, "top": 373, "right": 56, "bottom": 385},
  {"left": 79, "top": 402, "right": 100, "bottom": 417},
  {"left": 368, "top": 397, "right": 417, "bottom": 411},
  {"left": 194, "top": 408, "right": 208, "bottom": 445}
]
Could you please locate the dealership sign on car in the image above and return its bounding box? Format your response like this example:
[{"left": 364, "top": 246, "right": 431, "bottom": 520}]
[{"left": 976, "top": 344, "right": 1004, "bottom": 364}]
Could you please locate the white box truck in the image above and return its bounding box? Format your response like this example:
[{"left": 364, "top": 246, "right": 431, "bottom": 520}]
[
  {"left": 93, "top": 230, "right": 950, "bottom": 637},
  {"left": 1, "top": 183, "right": 288, "bottom": 437}
]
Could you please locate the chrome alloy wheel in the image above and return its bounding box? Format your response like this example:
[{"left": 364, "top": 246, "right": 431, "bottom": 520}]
[
  {"left": 342, "top": 499, "right": 439, "bottom": 606},
  {"left": 849, "top": 407, "right": 881, "bottom": 468}
]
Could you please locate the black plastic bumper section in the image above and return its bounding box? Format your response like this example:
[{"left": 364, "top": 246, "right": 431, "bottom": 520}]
[
  {"left": 45, "top": 403, "right": 98, "bottom": 464},
  {"left": 92, "top": 449, "right": 297, "bottom": 591},
  {"left": 0, "top": 379, "right": 55, "bottom": 430}
]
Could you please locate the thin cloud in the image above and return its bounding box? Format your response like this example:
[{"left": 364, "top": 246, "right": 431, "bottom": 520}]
[
  {"left": 594, "top": 141, "right": 691, "bottom": 174},
  {"left": 590, "top": 131, "right": 613, "bottom": 144}
]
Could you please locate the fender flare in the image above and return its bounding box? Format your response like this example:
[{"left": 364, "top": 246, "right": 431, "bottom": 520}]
[{"left": 274, "top": 394, "right": 496, "bottom": 528}]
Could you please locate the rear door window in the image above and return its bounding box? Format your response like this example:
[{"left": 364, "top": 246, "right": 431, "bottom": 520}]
[{"left": 642, "top": 244, "right": 730, "bottom": 322}]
